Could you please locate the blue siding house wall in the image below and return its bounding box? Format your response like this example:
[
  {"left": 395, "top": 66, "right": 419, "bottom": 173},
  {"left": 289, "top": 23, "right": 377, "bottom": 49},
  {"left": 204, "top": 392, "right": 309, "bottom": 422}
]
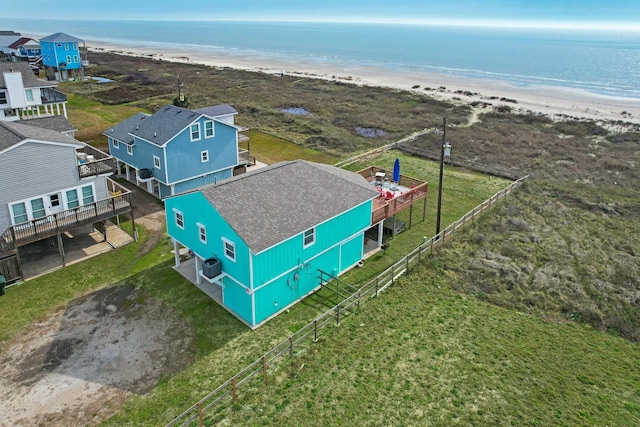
[
  {"left": 40, "top": 33, "right": 83, "bottom": 81},
  {"left": 105, "top": 104, "right": 241, "bottom": 199},
  {"left": 166, "top": 160, "right": 381, "bottom": 328}
]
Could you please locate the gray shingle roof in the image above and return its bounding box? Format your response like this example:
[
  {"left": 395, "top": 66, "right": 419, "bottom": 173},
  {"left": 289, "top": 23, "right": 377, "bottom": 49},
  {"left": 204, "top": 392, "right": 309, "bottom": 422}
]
[
  {"left": 197, "top": 160, "right": 380, "bottom": 253},
  {"left": 193, "top": 104, "right": 237, "bottom": 118},
  {"left": 104, "top": 112, "right": 150, "bottom": 144},
  {"left": 0, "top": 120, "right": 81, "bottom": 151},
  {"left": 0, "top": 62, "right": 55, "bottom": 89},
  {"left": 40, "top": 33, "right": 83, "bottom": 43},
  {"left": 21, "top": 115, "right": 76, "bottom": 134},
  {"left": 130, "top": 105, "right": 200, "bottom": 146}
]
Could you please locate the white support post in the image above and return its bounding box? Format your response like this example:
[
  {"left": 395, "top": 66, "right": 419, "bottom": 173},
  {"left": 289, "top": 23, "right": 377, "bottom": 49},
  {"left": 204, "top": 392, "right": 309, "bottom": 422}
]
[
  {"left": 377, "top": 221, "right": 384, "bottom": 247},
  {"left": 62, "top": 103, "right": 67, "bottom": 118},
  {"left": 195, "top": 257, "right": 202, "bottom": 285},
  {"left": 173, "top": 238, "right": 180, "bottom": 268}
]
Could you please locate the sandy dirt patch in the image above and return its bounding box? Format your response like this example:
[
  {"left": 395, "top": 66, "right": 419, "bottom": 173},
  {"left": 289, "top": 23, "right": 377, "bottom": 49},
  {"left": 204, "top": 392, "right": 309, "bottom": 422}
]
[{"left": 0, "top": 284, "right": 194, "bottom": 426}]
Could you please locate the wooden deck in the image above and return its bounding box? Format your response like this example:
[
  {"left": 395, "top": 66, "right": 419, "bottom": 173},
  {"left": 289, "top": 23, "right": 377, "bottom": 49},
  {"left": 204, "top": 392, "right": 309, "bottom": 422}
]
[
  {"left": 0, "top": 178, "right": 133, "bottom": 255},
  {"left": 357, "top": 166, "right": 428, "bottom": 225}
]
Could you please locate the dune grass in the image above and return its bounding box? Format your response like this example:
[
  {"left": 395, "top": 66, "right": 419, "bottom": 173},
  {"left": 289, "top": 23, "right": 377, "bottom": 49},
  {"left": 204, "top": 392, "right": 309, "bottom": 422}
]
[
  {"left": 248, "top": 130, "right": 338, "bottom": 165},
  {"left": 206, "top": 260, "right": 640, "bottom": 426}
]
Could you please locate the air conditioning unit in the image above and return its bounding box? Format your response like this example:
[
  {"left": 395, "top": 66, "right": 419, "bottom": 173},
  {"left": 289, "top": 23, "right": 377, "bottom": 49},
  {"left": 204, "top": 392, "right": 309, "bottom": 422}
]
[
  {"left": 139, "top": 168, "right": 152, "bottom": 179},
  {"left": 202, "top": 257, "right": 221, "bottom": 279}
]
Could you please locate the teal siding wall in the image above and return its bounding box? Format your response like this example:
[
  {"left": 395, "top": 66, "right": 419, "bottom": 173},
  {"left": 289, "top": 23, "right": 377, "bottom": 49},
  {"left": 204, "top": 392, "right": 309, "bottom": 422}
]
[
  {"left": 340, "top": 234, "right": 364, "bottom": 273},
  {"left": 222, "top": 276, "right": 253, "bottom": 323},
  {"left": 252, "top": 200, "right": 372, "bottom": 285},
  {"left": 165, "top": 192, "right": 251, "bottom": 289},
  {"left": 253, "top": 245, "right": 341, "bottom": 324}
]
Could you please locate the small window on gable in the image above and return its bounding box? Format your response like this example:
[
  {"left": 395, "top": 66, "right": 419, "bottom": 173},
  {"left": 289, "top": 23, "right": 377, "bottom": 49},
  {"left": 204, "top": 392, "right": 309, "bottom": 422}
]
[
  {"left": 190, "top": 123, "right": 201, "bottom": 141},
  {"left": 204, "top": 120, "right": 214, "bottom": 138},
  {"left": 57, "top": 43, "right": 62, "bottom": 47},
  {"left": 112, "top": 138, "right": 119, "bottom": 149},
  {"left": 201, "top": 150, "right": 209, "bottom": 163},
  {"left": 153, "top": 155, "right": 161, "bottom": 169},
  {"left": 222, "top": 238, "right": 236, "bottom": 262},
  {"left": 173, "top": 208, "right": 184, "bottom": 229},
  {"left": 303, "top": 228, "right": 315, "bottom": 248},
  {"left": 197, "top": 223, "right": 207, "bottom": 244},
  {"left": 127, "top": 144, "right": 133, "bottom": 155}
]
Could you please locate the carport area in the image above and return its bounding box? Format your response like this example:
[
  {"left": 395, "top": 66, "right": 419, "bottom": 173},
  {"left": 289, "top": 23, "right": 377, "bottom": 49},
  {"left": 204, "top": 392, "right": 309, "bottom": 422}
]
[{"left": 19, "top": 221, "right": 134, "bottom": 279}]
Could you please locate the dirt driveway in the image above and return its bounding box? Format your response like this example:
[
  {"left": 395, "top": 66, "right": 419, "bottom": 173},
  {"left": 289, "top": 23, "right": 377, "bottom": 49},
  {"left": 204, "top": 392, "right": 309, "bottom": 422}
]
[{"left": 0, "top": 182, "right": 191, "bottom": 426}]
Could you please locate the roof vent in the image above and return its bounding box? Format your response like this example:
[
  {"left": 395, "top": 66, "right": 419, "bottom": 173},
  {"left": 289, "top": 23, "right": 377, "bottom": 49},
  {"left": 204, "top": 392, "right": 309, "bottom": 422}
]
[
  {"left": 110, "top": 128, "right": 113, "bottom": 133},
  {"left": 154, "top": 131, "right": 157, "bottom": 137}
]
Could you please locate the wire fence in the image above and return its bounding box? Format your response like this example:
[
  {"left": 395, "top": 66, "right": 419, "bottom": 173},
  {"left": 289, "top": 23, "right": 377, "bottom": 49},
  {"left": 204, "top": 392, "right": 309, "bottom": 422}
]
[{"left": 165, "top": 174, "right": 529, "bottom": 427}]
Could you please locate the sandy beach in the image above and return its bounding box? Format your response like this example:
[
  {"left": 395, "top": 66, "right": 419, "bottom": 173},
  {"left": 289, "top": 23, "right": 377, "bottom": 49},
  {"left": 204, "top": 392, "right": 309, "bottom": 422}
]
[{"left": 83, "top": 40, "right": 639, "bottom": 125}]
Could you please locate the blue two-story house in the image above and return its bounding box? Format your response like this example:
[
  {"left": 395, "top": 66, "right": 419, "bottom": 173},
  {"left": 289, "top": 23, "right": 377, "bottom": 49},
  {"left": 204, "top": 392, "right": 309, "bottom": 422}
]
[
  {"left": 105, "top": 104, "right": 246, "bottom": 199},
  {"left": 40, "top": 33, "right": 83, "bottom": 81},
  {"left": 166, "top": 160, "right": 382, "bottom": 328}
]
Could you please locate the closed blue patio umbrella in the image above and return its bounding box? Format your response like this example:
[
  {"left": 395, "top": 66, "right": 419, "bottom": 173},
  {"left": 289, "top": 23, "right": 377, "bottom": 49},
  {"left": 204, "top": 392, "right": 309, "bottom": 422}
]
[{"left": 393, "top": 158, "right": 400, "bottom": 183}]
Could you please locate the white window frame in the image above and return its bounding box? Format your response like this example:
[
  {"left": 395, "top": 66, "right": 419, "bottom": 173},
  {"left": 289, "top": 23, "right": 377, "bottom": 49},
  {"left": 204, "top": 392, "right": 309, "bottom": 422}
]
[
  {"left": 197, "top": 222, "right": 207, "bottom": 244},
  {"left": 190, "top": 123, "right": 201, "bottom": 142},
  {"left": 222, "top": 237, "right": 236, "bottom": 262},
  {"left": 201, "top": 150, "right": 209, "bottom": 163},
  {"left": 73, "top": 55, "right": 78, "bottom": 63},
  {"left": 204, "top": 120, "right": 214, "bottom": 138},
  {"left": 112, "top": 138, "right": 119, "bottom": 149},
  {"left": 73, "top": 43, "right": 78, "bottom": 50},
  {"left": 153, "top": 155, "right": 161, "bottom": 169},
  {"left": 173, "top": 208, "right": 184, "bottom": 230},
  {"left": 303, "top": 227, "right": 316, "bottom": 248},
  {"left": 7, "top": 183, "right": 95, "bottom": 225},
  {"left": 127, "top": 144, "right": 133, "bottom": 155},
  {"left": 64, "top": 43, "right": 69, "bottom": 50},
  {"left": 25, "top": 89, "right": 33, "bottom": 102},
  {"left": 66, "top": 55, "right": 71, "bottom": 63}
]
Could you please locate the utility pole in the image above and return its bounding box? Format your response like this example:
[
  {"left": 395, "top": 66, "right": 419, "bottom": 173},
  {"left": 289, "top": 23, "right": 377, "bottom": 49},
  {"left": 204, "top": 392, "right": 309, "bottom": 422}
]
[{"left": 436, "top": 117, "right": 446, "bottom": 237}]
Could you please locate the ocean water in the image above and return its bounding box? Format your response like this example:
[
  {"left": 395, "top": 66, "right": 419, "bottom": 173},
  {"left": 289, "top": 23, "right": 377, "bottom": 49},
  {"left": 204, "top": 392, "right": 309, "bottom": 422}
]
[{"left": 11, "top": 19, "right": 640, "bottom": 99}]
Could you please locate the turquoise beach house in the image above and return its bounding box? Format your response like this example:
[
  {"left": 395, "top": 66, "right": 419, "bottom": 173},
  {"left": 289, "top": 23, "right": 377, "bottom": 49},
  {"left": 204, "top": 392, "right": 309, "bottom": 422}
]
[
  {"left": 105, "top": 104, "right": 249, "bottom": 199},
  {"left": 166, "top": 160, "right": 382, "bottom": 328},
  {"left": 40, "top": 33, "right": 84, "bottom": 81}
]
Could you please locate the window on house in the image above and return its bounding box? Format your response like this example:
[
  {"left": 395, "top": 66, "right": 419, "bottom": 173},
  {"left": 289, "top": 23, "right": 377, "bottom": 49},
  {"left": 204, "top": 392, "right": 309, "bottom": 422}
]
[
  {"left": 197, "top": 223, "right": 207, "bottom": 244},
  {"left": 127, "top": 144, "right": 133, "bottom": 155},
  {"left": 73, "top": 55, "right": 78, "bottom": 63},
  {"left": 201, "top": 150, "right": 209, "bottom": 163},
  {"left": 66, "top": 55, "right": 71, "bottom": 63},
  {"left": 204, "top": 120, "right": 214, "bottom": 138},
  {"left": 112, "top": 138, "right": 119, "bottom": 149},
  {"left": 153, "top": 155, "right": 161, "bottom": 169},
  {"left": 303, "top": 228, "right": 315, "bottom": 248},
  {"left": 0, "top": 92, "right": 7, "bottom": 104},
  {"left": 25, "top": 89, "right": 33, "bottom": 102},
  {"left": 64, "top": 43, "right": 69, "bottom": 50},
  {"left": 31, "top": 198, "right": 46, "bottom": 219},
  {"left": 66, "top": 189, "right": 79, "bottom": 208},
  {"left": 57, "top": 43, "right": 62, "bottom": 47},
  {"left": 190, "top": 123, "right": 201, "bottom": 141},
  {"left": 73, "top": 43, "right": 78, "bottom": 50},
  {"left": 173, "top": 209, "right": 184, "bottom": 229},
  {"left": 222, "top": 238, "right": 236, "bottom": 262},
  {"left": 11, "top": 202, "right": 28, "bottom": 224},
  {"left": 81, "top": 186, "right": 94, "bottom": 205}
]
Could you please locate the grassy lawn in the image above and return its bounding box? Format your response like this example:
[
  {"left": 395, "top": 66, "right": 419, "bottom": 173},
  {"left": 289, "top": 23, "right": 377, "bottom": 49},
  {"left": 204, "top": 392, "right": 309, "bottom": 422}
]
[
  {"left": 64, "top": 90, "right": 151, "bottom": 147},
  {"left": 207, "top": 259, "right": 640, "bottom": 426},
  {"left": 248, "top": 130, "right": 338, "bottom": 165}
]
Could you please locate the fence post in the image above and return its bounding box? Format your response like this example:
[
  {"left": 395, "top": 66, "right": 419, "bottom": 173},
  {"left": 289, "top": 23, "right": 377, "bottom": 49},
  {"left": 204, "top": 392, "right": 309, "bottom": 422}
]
[
  {"left": 336, "top": 306, "right": 340, "bottom": 326},
  {"left": 289, "top": 337, "right": 293, "bottom": 358},
  {"left": 198, "top": 401, "right": 204, "bottom": 427},
  {"left": 391, "top": 265, "right": 395, "bottom": 285},
  {"left": 263, "top": 356, "right": 268, "bottom": 385},
  {"left": 313, "top": 320, "right": 318, "bottom": 342},
  {"left": 232, "top": 377, "right": 237, "bottom": 404},
  {"left": 375, "top": 277, "right": 379, "bottom": 296}
]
